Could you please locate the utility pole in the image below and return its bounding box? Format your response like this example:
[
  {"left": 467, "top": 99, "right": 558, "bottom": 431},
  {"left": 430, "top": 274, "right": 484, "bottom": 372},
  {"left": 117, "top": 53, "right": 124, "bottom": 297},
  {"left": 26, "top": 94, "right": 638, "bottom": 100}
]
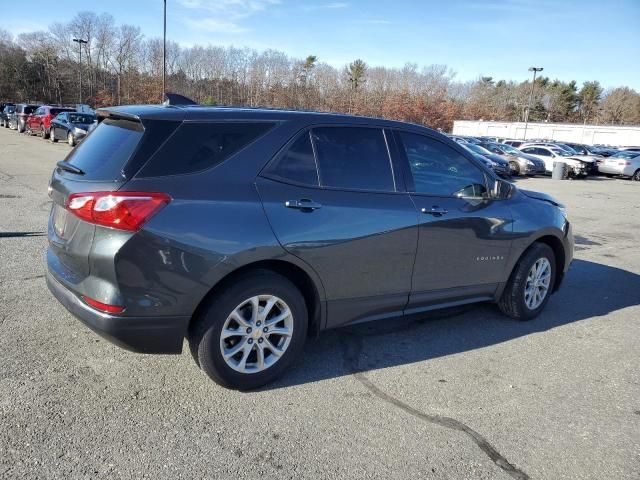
[
  {"left": 73, "top": 38, "right": 88, "bottom": 104},
  {"left": 523, "top": 66, "right": 543, "bottom": 141},
  {"left": 162, "top": 0, "right": 167, "bottom": 103}
]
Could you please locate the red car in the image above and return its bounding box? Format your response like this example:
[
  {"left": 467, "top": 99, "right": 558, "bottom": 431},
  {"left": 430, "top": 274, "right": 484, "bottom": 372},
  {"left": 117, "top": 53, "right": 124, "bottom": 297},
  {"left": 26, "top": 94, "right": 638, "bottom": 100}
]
[{"left": 26, "top": 105, "right": 75, "bottom": 139}]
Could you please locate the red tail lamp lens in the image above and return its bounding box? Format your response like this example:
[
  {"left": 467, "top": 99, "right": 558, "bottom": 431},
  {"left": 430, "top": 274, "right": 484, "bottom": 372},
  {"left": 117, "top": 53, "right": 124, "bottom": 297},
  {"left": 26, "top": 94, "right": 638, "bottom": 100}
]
[{"left": 66, "top": 192, "right": 170, "bottom": 231}]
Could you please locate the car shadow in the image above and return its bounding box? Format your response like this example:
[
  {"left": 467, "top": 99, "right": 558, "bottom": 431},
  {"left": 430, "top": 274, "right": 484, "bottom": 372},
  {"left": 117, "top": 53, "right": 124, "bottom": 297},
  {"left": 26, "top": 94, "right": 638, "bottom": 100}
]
[{"left": 265, "top": 259, "right": 640, "bottom": 390}]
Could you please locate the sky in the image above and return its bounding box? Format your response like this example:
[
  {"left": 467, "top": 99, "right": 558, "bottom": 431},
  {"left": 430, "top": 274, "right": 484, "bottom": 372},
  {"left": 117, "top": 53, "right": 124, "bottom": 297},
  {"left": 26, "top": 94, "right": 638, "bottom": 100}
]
[{"left": 3, "top": 0, "right": 639, "bottom": 89}]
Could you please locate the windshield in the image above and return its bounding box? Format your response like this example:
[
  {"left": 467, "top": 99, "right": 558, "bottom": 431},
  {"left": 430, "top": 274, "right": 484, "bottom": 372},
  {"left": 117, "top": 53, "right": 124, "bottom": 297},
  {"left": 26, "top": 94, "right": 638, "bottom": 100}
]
[
  {"left": 556, "top": 144, "right": 577, "bottom": 154},
  {"left": 497, "top": 144, "right": 520, "bottom": 155},
  {"left": 551, "top": 149, "right": 571, "bottom": 157},
  {"left": 68, "top": 113, "right": 95, "bottom": 124},
  {"left": 5, "top": 106, "right": 15, "bottom": 113},
  {"left": 466, "top": 143, "right": 492, "bottom": 155}
]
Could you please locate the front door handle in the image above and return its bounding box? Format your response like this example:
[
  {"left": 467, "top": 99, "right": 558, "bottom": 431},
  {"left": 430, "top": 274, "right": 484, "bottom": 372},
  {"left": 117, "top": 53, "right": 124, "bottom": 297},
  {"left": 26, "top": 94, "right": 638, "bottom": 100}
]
[
  {"left": 421, "top": 206, "right": 448, "bottom": 216},
  {"left": 285, "top": 199, "right": 322, "bottom": 210}
]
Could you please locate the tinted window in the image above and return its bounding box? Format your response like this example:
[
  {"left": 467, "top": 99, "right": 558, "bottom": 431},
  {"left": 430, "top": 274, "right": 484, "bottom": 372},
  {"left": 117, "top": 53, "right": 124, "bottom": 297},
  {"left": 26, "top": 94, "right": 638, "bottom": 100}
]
[
  {"left": 312, "top": 127, "right": 394, "bottom": 191},
  {"left": 398, "top": 132, "right": 487, "bottom": 198},
  {"left": 65, "top": 118, "right": 143, "bottom": 181},
  {"left": 139, "top": 122, "right": 273, "bottom": 177},
  {"left": 68, "top": 113, "right": 95, "bottom": 124},
  {"left": 265, "top": 132, "right": 318, "bottom": 186},
  {"left": 25, "top": 106, "right": 37, "bottom": 114}
]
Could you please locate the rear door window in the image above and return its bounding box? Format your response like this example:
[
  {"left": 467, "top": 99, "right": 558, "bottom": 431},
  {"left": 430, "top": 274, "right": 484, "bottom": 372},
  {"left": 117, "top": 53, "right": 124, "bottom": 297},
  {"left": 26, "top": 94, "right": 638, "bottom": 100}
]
[
  {"left": 65, "top": 118, "right": 144, "bottom": 181},
  {"left": 263, "top": 131, "right": 319, "bottom": 186},
  {"left": 311, "top": 127, "right": 395, "bottom": 191},
  {"left": 138, "top": 122, "right": 274, "bottom": 177}
]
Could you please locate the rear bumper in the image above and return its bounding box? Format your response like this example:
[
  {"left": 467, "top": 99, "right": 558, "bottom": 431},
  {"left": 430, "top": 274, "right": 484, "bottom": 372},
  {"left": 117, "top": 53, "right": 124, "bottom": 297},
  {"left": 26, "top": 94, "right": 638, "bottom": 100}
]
[{"left": 46, "top": 270, "right": 189, "bottom": 354}]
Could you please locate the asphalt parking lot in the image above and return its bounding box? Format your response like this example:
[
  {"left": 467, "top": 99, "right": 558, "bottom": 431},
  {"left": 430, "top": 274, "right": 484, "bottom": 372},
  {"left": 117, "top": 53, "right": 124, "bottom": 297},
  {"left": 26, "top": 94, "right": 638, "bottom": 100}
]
[{"left": 0, "top": 126, "right": 638, "bottom": 480}]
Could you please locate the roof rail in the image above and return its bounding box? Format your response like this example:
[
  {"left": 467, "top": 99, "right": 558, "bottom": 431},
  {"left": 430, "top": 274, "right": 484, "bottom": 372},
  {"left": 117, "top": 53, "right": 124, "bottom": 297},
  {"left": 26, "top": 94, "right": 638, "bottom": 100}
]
[{"left": 163, "top": 93, "right": 199, "bottom": 106}]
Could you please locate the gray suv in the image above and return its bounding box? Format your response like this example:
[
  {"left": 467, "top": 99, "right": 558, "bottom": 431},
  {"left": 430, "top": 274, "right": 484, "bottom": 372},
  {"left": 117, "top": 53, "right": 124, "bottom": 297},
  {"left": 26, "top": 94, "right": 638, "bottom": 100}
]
[{"left": 47, "top": 105, "right": 574, "bottom": 389}]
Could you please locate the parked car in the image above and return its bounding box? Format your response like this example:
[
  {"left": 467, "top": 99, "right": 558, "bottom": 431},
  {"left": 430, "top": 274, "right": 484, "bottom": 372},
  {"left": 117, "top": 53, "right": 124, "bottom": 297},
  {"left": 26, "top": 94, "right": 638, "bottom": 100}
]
[
  {"left": 459, "top": 143, "right": 511, "bottom": 177},
  {"left": 46, "top": 104, "right": 574, "bottom": 389},
  {"left": 598, "top": 151, "right": 640, "bottom": 180},
  {"left": 26, "top": 105, "right": 76, "bottom": 139},
  {"left": 50, "top": 112, "right": 97, "bottom": 146},
  {"left": 521, "top": 142, "right": 598, "bottom": 174},
  {"left": 586, "top": 146, "right": 617, "bottom": 157},
  {"left": 503, "top": 139, "right": 525, "bottom": 148},
  {"left": 519, "top": 146, "right": 587, "bottom": 178},
  {"left": 448, "top": 135, "right": 482, "bottom": 145},
  {"left": 479, "top": 142, "right": 546, "bottom": 176},
  {"left": 9, "top": 103, "right": 38, "bottom": 132},
  {"left": 0, "top": 102, "right": 15, "bottom": 115},
  {"left": 0, "top": 104, "right": 16, "bottom": 128}
]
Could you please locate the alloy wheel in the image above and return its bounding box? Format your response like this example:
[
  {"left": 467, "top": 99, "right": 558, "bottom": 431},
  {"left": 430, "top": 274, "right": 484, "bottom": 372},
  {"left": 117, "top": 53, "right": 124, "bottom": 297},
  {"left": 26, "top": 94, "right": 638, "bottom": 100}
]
[
  {"left": 633, "top": 170, "right": 640, "bottom": 181},
  {"left": 524, "top": 258, "right": 551, "bottom": 310},
  {"left": 219, "top": 295, "right": 294, "bottom": 374}
]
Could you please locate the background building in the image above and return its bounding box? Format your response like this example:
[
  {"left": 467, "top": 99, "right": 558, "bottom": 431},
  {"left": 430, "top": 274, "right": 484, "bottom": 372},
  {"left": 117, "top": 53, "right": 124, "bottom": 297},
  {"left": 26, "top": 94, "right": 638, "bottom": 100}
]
[{"left": 452, "top": 120, "right": 640, "bottom": 146}]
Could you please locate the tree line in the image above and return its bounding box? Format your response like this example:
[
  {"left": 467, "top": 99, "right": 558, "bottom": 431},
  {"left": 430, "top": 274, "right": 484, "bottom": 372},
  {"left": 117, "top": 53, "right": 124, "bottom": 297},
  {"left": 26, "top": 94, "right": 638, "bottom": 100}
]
[{"left": 1, "top": 11, "right": 639, "bottom": 131}]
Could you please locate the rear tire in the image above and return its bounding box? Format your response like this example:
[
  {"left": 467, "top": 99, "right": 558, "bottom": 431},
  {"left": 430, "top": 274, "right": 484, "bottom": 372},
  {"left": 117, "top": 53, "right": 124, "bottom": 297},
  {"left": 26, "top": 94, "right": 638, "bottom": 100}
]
[
  {"left": 189, "top": 270, "right": 308, "bottom": 390},
  {"left": 50, "top": 129, "right": 58, "bottom": 143},
  {"left": 41, "top": 125, "right": 49, "bottom": 139},
  {"left": 632, "top": 169, "right": 640, "bottom": 181},
  {"left": 17, "top": 121, "right": 25, "bottom": 133},
  {"left": 498, "top": 243, "right": 556, "bottom": 321}
]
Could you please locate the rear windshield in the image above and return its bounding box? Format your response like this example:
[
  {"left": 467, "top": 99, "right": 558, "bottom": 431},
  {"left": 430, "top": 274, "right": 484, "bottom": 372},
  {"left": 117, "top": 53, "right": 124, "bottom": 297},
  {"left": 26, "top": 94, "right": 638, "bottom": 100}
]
[{"left": 65, "top": 118, "right": 144, "bottom": 181}]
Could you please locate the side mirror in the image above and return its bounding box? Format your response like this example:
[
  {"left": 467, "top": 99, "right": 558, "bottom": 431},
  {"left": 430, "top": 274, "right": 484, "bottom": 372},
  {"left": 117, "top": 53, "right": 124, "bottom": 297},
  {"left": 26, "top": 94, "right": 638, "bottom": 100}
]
[{"left": 492, "top": 179, "right": 513, "bottom": 199}]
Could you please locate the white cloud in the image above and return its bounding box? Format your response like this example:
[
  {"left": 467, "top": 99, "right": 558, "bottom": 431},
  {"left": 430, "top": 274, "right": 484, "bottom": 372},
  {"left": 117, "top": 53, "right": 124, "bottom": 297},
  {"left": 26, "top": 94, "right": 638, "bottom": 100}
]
[
  {"left": 302, "top": 2, "right": 350, "bottom": 10},
  {"left": 184, "top": 17, "right": 249, "bottom": 34},
  {"left": 178, "top": 0, "right": 281, "bottom": 19}
]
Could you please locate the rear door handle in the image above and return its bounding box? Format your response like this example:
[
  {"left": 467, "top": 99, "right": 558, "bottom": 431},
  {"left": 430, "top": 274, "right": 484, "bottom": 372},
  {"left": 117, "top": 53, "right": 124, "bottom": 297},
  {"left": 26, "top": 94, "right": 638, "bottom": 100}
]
[
  {"left": 285, "top": 199, "right": 322, "bottom": 210},
  {"left": 421, "top": 206, "right": 448, "bottom": 216}
]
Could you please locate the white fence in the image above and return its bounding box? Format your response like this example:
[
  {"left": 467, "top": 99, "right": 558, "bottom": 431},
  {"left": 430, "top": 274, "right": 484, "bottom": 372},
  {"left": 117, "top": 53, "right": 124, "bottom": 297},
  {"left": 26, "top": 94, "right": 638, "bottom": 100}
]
[{"left": 452, "top": 120, "right": 640, "bottom": 146}]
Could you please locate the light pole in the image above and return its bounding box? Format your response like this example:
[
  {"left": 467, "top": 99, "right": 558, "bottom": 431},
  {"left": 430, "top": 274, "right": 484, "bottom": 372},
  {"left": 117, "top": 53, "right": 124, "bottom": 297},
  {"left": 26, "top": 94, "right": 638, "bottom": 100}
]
[
  {"left": 73, "top": 38, "right": 88, "bottom": 104},
  {"left": 162, "top": 0, "right": 167, "bottom": 102},
  {"left": 523, "top": 66, "right": 543, "bottom": 141}
]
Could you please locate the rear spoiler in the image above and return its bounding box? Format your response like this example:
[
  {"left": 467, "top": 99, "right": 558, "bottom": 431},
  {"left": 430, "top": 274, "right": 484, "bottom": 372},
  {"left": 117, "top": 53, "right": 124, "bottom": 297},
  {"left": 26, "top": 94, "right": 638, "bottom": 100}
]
[{"left": 96, "top": 109, "right": 141, "bottom": 123}]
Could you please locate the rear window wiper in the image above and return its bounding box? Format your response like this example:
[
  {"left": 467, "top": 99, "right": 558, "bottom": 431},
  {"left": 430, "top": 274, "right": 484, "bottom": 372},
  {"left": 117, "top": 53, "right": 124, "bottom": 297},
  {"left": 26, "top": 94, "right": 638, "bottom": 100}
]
[{"left": 56, "top": 160, "right": 85, "bottom": 175}]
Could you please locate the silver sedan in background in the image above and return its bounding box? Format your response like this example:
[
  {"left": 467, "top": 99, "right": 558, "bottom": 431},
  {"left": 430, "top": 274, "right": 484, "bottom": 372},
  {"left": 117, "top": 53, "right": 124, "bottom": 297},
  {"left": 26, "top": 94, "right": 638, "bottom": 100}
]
[{"left": 598, "top": 151, "right": 640, "bottom": 180}]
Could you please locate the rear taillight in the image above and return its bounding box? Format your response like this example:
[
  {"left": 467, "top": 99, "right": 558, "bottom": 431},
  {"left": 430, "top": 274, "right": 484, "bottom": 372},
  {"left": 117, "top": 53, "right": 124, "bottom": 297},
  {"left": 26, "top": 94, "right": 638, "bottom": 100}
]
[{"left": 66, "top": 191, "right": 170, "bottom": 232}]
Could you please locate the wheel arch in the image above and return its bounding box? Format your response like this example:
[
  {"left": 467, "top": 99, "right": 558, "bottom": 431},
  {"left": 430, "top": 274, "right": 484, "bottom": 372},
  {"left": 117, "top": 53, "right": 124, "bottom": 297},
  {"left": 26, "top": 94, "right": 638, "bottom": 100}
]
[
  {"left": 189, "top": 258, "right": 325, "bottom": 338},
  {"left": 517, "top": 234, "right": 566, "bottom": 293}
]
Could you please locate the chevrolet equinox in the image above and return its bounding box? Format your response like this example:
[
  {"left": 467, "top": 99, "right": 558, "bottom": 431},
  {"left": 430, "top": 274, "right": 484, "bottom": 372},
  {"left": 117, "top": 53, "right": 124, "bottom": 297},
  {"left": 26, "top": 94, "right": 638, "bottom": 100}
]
[{"left": 47, "top": 103, "right": 574, "bottom": 389}]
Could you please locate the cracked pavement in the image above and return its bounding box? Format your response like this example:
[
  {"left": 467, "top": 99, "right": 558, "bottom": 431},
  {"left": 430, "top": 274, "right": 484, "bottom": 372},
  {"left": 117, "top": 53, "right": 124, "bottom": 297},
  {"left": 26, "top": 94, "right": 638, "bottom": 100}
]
[{"left": 0, "top": 126, "right": 639, "bottom": 479}]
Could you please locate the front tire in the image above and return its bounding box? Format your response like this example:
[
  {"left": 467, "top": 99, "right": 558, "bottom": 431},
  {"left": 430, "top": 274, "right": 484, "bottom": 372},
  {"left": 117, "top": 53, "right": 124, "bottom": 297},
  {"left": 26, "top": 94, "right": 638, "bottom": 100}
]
[
  {"left": 41, "top": 125, "right": 49, "bottom": 139},
  {"left": 189, "top": 270, "right": 308, "bottom": 390},
  {"left": 498, "top": 243, "right": 556, "bottom": 321},
  {"left": 509, "top": 161, "right": 521, "bottom": 176},
  {"left": 67, "top": 132, "right": 75, "bottom": 146}
]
